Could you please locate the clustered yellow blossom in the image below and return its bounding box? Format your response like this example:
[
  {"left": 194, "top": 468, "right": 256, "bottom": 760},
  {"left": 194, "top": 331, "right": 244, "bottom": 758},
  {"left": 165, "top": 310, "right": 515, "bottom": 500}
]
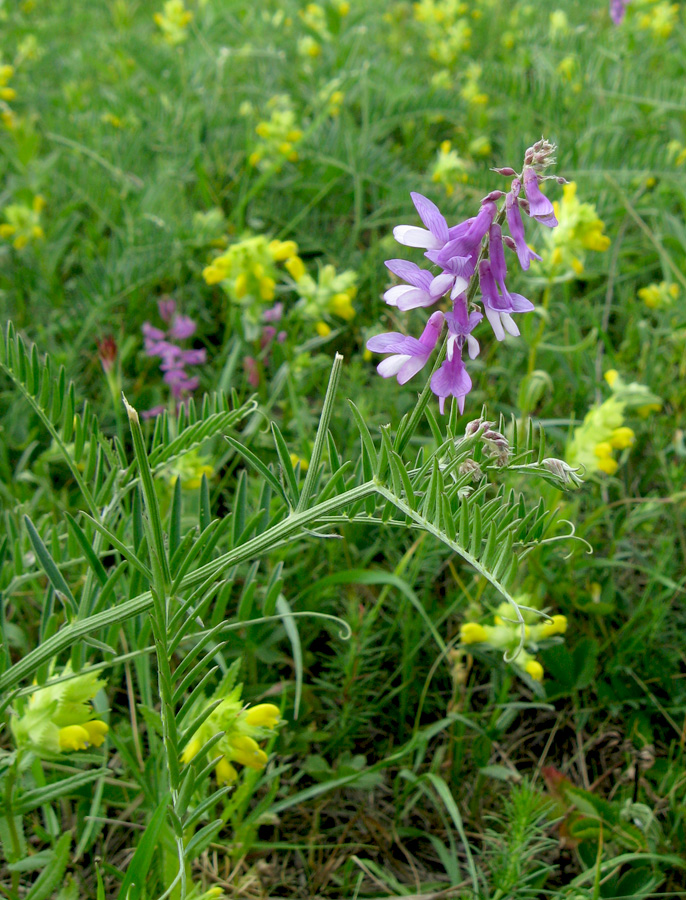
[
  {"left": 460, "top": 601, "right": 568, "bottom": 682},
  {"left": 549, "top": 9, "right": 569, "bottom": 38},
  {"left": 431, "top": 140, "right": 470, "bottom": 196},
  {"left": 249, "top": 95, "right": 304, "bottom": 170},
  {"left": 460, "top": 63, "right": 489, "bottom": 107},
  {"left": 566, "top": 369, "right": 660, "bottom": 476},
  {"left": 166, "top": 449, "right": 214, "bottom": 490},
  {"left": 289, "top": 261, "right": 357, "bottom": 332},
  {"left": 319, "top": 80, "right": 345, "bottom": 118},
  {"left": 0, "top": 59, "right": 17, "bottom": 129},
  {"left": 538, "top": 182, "right": 610, "bottom": 276},
  {"left": 203, "top": 235, "right": 299, "bottom": 305},
  {"left": 636, "top": 0, "right": 679, "bottom": 39},
  {"left": 154, "top": 0, "right": 193, "bottom": 45},
  {"left": 667, "top": 140, "right": 686, "bottom": 167},
  {"left": 181, "top": 678, "right": 281, "bottom": 784},
  {"left": 638, "top": 280, "right": 679, "bottom": 310},
  {"left": 0, "top": 195, "right": 46, "bottom": 249},
  {"left": 11, "top": 664, "right": 109, "bottom": 755},
  {"left": 413, "top": 0, "right": 472, "bottom": 68}
]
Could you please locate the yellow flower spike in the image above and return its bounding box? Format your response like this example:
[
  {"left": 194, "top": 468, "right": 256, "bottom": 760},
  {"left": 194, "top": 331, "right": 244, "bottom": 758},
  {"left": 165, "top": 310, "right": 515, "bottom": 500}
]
[
  {"left": 32, "top": 195, "right": 46, "bottom": 213},
  {"left": 610, "top": 427, "right": 635, "bottom": 450},
  {"left": 0, "top": 65, "right": 14, "bottom": 83},
  {"left": 0, "top": 87, "right": 16, "bottom": 101},
  {"left": 525, "top": 660, "right": 544, "bottom": 681},
  {"left": 285, "top": 256, "right": 306, "bottom": 281},
  {"left": 0, "top": 224, "right": 16, "bottom": 238},
  {"left": 181, "top": 737, "right": 202, "bottom": 764},
  {"left": 229, "top": 735, "right": 268, "bottom": 770},
  {"left": 248, "top": 151, "right": 262, "bottom": 167},
  {"left": 268, "top": 239, "right": 298, "bottom": 261},
  {"left": 316, "top": 321, "right": 332, "bottom": 337},
  {"left": 338, "top": 1, "right": 350, "bottom": 14},
  {"left": 596, "top": 456, "right": 618, "bottom": 475},
  {"left": 259, "top": 276, "right": 276, "bottom": 301},
  {"left": 538, "top": 614, "right": 568, "bottom": 638},
  {"left": 13, "top": 235, "right": 29, "bottom": 250},
  {"left": 255, "top": 122, "right": 270, "bottom": 138},
  {"left": 460, "top": 622, "right": 488, "bottom": 644},
  {"left": 244, "top": 704, "right": 281, "bottom": 729},
  {"left": 234, "top": 273, "right": 248, "bottom": 298},
  {"left": 215, "top": 757, "right": 238, "bottom": 784},
  {"left": 604, "top": 369, "right": 619, "bottom": 388},
  {"left": 289, "top": 453, "right": 309, "bottom": 471},
  {"left": 82, "top": 720, "right": 109, "bottom": 747},
  {"left": 202, "top": 265, "right": 224, "bottom": 285},
  {"left": 59, "top": 724, "right": 91, "bottom": 752},
  {"left": 594, "top": 441, "right": 614, "bottom": 459}
]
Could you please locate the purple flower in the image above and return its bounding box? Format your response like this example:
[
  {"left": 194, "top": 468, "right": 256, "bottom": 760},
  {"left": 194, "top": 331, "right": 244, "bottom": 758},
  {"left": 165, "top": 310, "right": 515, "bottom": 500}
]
[
  {"left": 142, "top": 404, "right": 167, "bottom": 419},
  {"left": 431, "top": 353, "right": 472, "bottom": 415},
  {"left": 169, "top": 315, "right": 197, "bottom": 340},
  {"left": 366, "top": 311, "right": 444, "bottom": 384},
  {"left": 393, "top": 193, "right": 450, "bottom": 251},
  {"left": 505, "top": 191, "right": 542, "bottom": 270},
  {"left": 263, "top": 302, "right": 284, "bottom": 323},
  {"left": 383, "top": 259, "right": 442, "bottom": 310},
  {"left": 445, "top": 295, "right": 482, "bottom": 362},
  {"left": 478, "top": 260, "right": 534, "bottom": 341},
  {"left": 158, "top": 297, "right": 176, "bottom": 322},
  {"left": 610, "top": 0, "right": 628, "bottom": 24},
  {"left": 522, "top": 169, "right": 558, "bottom": 227},
  {"left": 425, "top": 200, "right": 497, "bottom": 282}
]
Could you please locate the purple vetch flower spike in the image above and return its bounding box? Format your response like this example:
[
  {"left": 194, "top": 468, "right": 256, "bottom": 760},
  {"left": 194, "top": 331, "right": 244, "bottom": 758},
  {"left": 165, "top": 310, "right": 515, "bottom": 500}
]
[
  {"left": 158, "top": 297, "right": 176, "bottom": 322},
  {"left": 169, "top": 315, "right": 197, "bottom": 340},
  {"left": 384, "top": 259, "right": 441, "bottom": 310},
  {"left": 478, "top": 260, "right": 535, "bottom": 342},
  {"left": 522, "top": 168, "right": 558, "bottom": 227},
  {"left": 610, "top": 0, "right": 628, "bottom": 24},
  {"left": 506, "top": 191, "right": 542, "bottom": 271},
  {"left": 263, "top": 302, "right": 284, "bottom": 323},
  {"left": 366, "top": 311, "right": 444, "bottom": 384},
  {"left": 393, "top": 193, "right": 450, "bottom": 250},
  {"left": 430, "top": 353, "right": 472, "bottom": 415},
  {"left": 445, "top": 294, "right": 482, "bottom": 361}
]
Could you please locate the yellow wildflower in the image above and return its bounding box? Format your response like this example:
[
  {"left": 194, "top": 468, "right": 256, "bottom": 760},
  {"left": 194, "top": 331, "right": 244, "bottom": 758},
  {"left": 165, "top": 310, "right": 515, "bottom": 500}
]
[
  {"left": 0, "top": 195, "right": 46, "bottom": 249},
  {"left": 167, "top": 450, "right": 214, "bottom": 490},
  {"left": 638, "top": 281, "right": 678, "bottom": 310},
  {"left": 539, "top": 181, "right": 609, "bottom": 276},
  {"left": 250, "top": 95, "right": 305, "bottom": 171},
  {"left": 289, "top": 453, "right": 309, "bottom": 471},
  {"left": 11, "top": 664, "right": 109, "bottom": 756},
  {"left": 154, "top": 0, "right": 193, "bottom": 45},
  {"left": 431, "top": 140, "right": 470, "bottom": 196},
  {"left": 525, "top": 660, "right": 544, "bottom": 682}
]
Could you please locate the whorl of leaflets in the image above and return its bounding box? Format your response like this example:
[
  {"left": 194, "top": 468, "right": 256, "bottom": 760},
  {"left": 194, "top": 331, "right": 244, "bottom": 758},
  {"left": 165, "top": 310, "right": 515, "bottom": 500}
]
[{"left": 367, "top": 138, "right": 562, "bottom": 414}]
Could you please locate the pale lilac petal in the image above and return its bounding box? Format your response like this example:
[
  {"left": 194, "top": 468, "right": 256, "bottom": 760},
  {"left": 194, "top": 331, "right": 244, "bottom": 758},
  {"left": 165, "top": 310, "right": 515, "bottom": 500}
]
[
  {"left": 418, "top": 311, "right": 445, "bottom": 348},
  {"left": 466, "top": 334, "right": 480, "bottom": 359},
  {"left": 142, "top": 322, "right": 166, "bottom": 341},
  {"left": 384, "top": 284, "right": 415, "bottom": 306},
  {"left": 397, "top": 289, "right": 440, "bottom": 311},
  {"left": 378, "top": 355, "right": 412, "bottom": 378},
  {"left": 158, "top": 298, "right": 176, "bottom": 322},
  {"left": 367, "top": 332, "right": 413, "bottom": 354},
  {"left": 431, "top": 355, "right": 472, "bottom": 414},
  {"left": 393, "top": 225, "right": 442, "bottom": 249},
  {"left": 485, "top": 307, "right": 506, "bottom": 342},
  {"left": 501, "top": 312, "right": 520, "bottom": 337},
  {"left": 450, "top": 277, "right": 469, "bottom": 299},
  {"left": 385, "top": 259, "right": 433, "bottom": 290},
  {"left": 397, "top": 354, "right": 429, "bottom": 384},
  {"left": 169, "top": 315, "right": 197, "bottom": 340},
  {"left": 410, "top": 192, "right": 449, "bottom": 243},
  {"left": 430, "top": 272, "right": 455, "bottom": 297},
  {"left": 263, "top": 302, "right": 284, "bottom": 323}
]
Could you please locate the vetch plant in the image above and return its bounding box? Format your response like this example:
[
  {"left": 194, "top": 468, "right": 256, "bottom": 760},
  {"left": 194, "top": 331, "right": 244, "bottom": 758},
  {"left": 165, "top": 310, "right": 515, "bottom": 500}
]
[{"left": 368, "top": 138, "right": 562, "bottom": 415}]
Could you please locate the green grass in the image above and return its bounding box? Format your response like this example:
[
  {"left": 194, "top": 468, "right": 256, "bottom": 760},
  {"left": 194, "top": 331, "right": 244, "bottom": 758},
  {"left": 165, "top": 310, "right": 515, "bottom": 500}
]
[{"left": 1, "top": 0, "right": 686, "bottom": 897}]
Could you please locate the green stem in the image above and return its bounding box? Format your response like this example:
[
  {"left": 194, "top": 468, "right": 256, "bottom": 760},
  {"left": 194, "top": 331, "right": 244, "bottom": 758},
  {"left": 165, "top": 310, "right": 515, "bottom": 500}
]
[{"left": 526, "top": 280, "right": 552, "bottom": 375}]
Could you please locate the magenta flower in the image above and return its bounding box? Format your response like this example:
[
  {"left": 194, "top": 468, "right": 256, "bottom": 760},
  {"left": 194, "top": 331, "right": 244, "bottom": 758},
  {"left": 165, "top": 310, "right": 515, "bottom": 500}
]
[
  {"left": 383, "top": 259, "right": 443, "bottom": 311},
  {"left": 142, "top": 309, "right": 205, "bottom": 407},
  {"left": 158, "top": 297, "right": 176, "bottom": 322},
  {"left": 478, "top": 260, "right": 534, "bottom": 341},
  {"left": 263, "top": 302, "right": 284, "bottom": 323},
  {"left": 522, "top": 169, "right": 557, "bottom": 227},
  {"left": 168, "top": 315, "right": 197, "bottom": 340},
  {"left": 430, "top": 354, "right": 472, "bottom": 415},
  {"left": 610, "top": 0, "right": 628, "bottom": 23},
  {"left": 445, "top": 296, "right": 482, "bottom": 362},
  {"left": 393, "top": 192, "right": 450, "bottom": 251},
  {"left": 366, "top": 311, "right": 444, "bottom": 384},
  {"left": 506, "top": 191, "right": 542, "bottom": 270}
]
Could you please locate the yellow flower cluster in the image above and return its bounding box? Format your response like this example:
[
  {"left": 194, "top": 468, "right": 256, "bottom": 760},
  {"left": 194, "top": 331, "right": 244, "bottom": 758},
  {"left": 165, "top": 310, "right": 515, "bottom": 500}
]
[
  {"left": 636, "top": 0, "right": 679, "bottom": 38},
  {"left": 319, "top": 80, "right": 345, "bottom": 118},
  {"left": 0, "top": 59, "right": 17, "bottom": 129},
  {"left": 460, "top": 602, "right": 568, "bottom": 682},
  {"left": 566, "top": 369, "right": 661, "bottom": 476},
  {"left": 549, "top": 9, "right": 569, "bottom": 38},
  {"left": 638, "top": 280, "right": 679, "bottom": 309},
  {"left": 154, "top": 0, "right": 193, "bottom": 45},
  {"left": 539, "top": 182, "right": 610, "bottom": 276},
  {"left": 249, "top": 95, "right": 304, "bottom": 170},
  {"left": 11, "top": 665, "right": 109, "bottom": 755},
  {"left": 181, "top": 679, "right": 281, "bottom": 784},
  {"left": 431, "top": 140, "right": 470, "bottom": 196},
  {"left": 460, "top": 63, "right": 489, "bottom": 106},
  {"left": 413, "top": 0, "right": 472, "bottom": 67},
  {"left": 0, "top": 195, "right": 46, "bottom": 249},
  {"left": 289, "top": 261, "right": 357, "bottom": 333},
  {"left": 667, "top": 140, "right": 686, "bottom": 167},
  {"left": 203, "top": 235, "right": 300, "bottom": 304},
  {"left": 166, "top": 449, "right": 214, "bottom": 490}
]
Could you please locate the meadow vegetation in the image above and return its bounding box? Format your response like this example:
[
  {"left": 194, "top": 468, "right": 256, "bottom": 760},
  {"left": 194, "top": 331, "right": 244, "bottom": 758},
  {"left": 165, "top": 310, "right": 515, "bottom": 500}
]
[{"left": 1, "top": 0, "right": 686, "bottom": 897}]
